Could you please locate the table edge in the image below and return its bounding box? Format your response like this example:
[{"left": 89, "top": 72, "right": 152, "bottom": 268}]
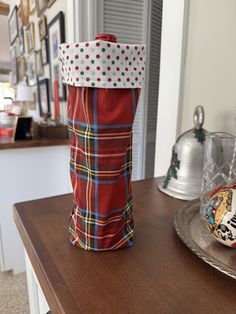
[{"left": 13, "top": 204, "right": 69, "bottom": 314}]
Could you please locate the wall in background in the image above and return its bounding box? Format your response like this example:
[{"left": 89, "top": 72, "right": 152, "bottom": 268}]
[
  {"left": 7, "top": 0, "right": 68, "bottom": 123},
  {"left": 180, "top": 0, "right": 236, "bottom": 135},
  {"left": 26, "top": 0, "right": 68, "bottom": 123}
]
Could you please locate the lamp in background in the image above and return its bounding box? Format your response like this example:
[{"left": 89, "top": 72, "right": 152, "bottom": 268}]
[{"left": 12, "top": 84, "right": 34, "bottom": 115}]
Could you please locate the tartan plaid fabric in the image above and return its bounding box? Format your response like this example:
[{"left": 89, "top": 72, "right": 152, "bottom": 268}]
[{"left": 67, "top": 86, "right": 141, "bottom": 250}]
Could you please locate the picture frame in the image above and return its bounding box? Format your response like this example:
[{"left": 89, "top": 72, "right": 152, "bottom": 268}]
[
  {"left": 36, "top": 0, "right": 47, "bottom": 17},
  {"left": 18, "top": 26, "right": 25, "bottom": 56},
  {"left": 38, "top": 15, "right": 47, "bottom": 40},
  {"left": 8, "top": 6, "right": 18, "bottom": 44},
  {"left": 14, "top": 117, "right": 32, "bottom": 140},
  {"left": 17, "top": 57, "right": 26, "bottom": 82},
  {"left": 25, "top": 22, "right": 35, "bottom": 53},
  {"left": 29, "top": 0, "right": 36, "bottom": 14},
  {"left": 35, "top": 50, "right": 44, "bottom": 76},
  {"left": 29, "top": 91, "right": 37, "bottom": 110},
  {"left": 48, "top": 11, "right": 66, "bottom": 101},
  {"left": 41, "top": 38, "right": 49, "bottom": 65},
  {"left": 20, "top": 0, "right": 29, "bottom": 26},
  {"left": 47, "top": 0, "right": 56, "bottom": 8},
  {"left": 15, "top": 37, "right": 20, "bottom": 58},
  {"left": 27, "top": 52, "right": 37, "bottom": 86},
  {"left": 17, "top": 5, "right": 22, "bottom": 29},
  {"left": 10, "top": 47, "right": 18, "bottom": 85},
  {"left": 38, "top": 78, "right": 50, "bottom": 116}
]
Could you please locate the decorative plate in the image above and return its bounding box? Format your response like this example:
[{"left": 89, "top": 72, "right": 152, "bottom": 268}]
[{"left": 174, "top": 199, "right": 236, "bottom": 279}]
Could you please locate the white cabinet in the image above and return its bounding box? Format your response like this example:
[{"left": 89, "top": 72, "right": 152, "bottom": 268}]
[
  {"left": 25, "top": 250, "right": 50, "bottom": 314},
  {"left": 0, "top": 145, "right": 72, "bottom": 273}
]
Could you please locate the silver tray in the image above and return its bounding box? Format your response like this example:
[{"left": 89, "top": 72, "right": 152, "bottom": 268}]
[{"left": 174, "top": 199, "right": 236, "bottom": 279}]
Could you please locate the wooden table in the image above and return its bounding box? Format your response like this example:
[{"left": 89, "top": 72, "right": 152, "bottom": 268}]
[
  {"left": 13, "top": 178, "right": 236, "bottom": 313},
  {"left": 0, "top": 137, "right": 68, "bottom": 150}
]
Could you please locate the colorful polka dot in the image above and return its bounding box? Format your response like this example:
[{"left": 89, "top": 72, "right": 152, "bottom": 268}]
[{"left": 59, "top": 41, "right": 145, "bottom": 88}]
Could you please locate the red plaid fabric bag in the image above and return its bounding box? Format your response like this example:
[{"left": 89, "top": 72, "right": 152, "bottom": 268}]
[{"left": 59, "top": 34, "right": 146, "bottom": 251}]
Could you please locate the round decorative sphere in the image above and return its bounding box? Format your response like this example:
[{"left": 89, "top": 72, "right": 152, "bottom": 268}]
[{"left": 204, "top": 186, "right": 236, "bottom": 248}]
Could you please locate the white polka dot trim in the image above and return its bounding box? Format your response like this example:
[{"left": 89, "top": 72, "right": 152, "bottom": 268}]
[{"left": 58, "top": 40, "right": 146, "bottom": 89}]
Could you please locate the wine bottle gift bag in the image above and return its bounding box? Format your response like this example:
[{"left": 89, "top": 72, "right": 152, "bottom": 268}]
[{"left": 59, "top": 34, "right": 146, "bottom": 251}]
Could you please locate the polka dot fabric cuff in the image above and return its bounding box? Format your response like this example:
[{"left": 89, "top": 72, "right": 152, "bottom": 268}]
[{"left": 58, "top": 40, "right": 146, "bottom": 89}]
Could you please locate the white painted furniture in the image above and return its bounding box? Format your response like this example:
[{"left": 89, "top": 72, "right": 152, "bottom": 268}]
[
  {"left": 25, "top": 250, "right": 50, "bottom": 314},
  {"left": 0, "top": 145, "right": 72, "bottom": 273}
]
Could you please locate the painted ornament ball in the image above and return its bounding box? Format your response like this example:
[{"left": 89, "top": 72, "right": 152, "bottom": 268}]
[{"left": 204, "top": 186, "right": 236, "bottom": 248}]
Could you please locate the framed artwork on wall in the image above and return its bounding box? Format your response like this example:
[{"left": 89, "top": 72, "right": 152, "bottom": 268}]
[
  {"left": 8, "top": 6, "right": 18, "bottom": 44},
  {"left": 37, "top": 0, "right": 47, "bottom": 17},
  {"left": 38, "top": 78, "right": 50, "bottom": 116},
  {"left": 48, "top": 11, "right": 66, "bottom": 101},
  {"left": 25, "top": 22, "right": 35, "bottom": 53},
  {"left": 29, "top": 0, "right": 36, "bottom": 14},
  {"left": 41, "top": 38, "right": 49, "bottom": 65},
  {"left": 35, "top": 50, "right": 44, "bottom": 76},
  {"left": 17, "top": 5, "right": 22, "bottom": 29},
  {"left": 20, "top": 0, "right": 29, "bottom": 26},
  {"left": 38, "top": 15, "right": 47, "bottom": 40},
  {"left": 18, "top": 26, "right": 25, "bottom": 56},
  {"left": 17, "top": 57, "right": 26, "bottom": 82},
  {"left": 10, "top": 47, "right": 18, "bottom": 85},
  {"left": 47, "top": 0, "right": 56, "bottom": 8},
  {"left": 29, "top": 91, "right": 37, "bottom": 110},
  {"left": 15, "top": 37, "right": 20, "bottom": 58},
  {"left": 27, "top": 52, "right": 37, "bottom": 86}
]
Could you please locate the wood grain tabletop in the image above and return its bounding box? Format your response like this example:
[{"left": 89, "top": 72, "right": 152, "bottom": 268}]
[{"left": 13, "top": 178, "right": 236, "bottom": 314}]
